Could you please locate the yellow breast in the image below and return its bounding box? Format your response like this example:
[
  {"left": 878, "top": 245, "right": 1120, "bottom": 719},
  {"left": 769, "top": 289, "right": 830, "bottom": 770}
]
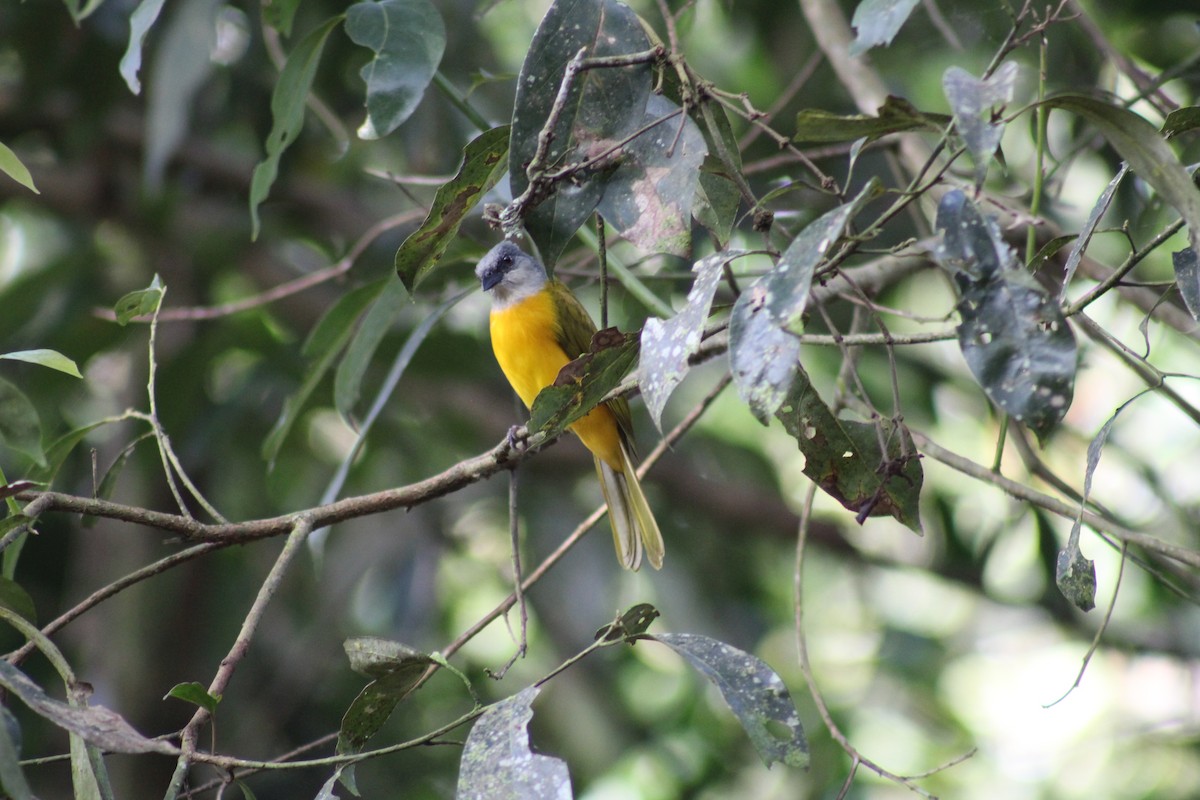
[{"left": 488, "top": 288, "right": 624, "bottom": 469}]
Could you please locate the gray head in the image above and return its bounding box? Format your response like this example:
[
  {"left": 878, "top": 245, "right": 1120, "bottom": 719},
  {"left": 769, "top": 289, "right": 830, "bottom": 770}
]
[{"left": 475, "top": 241, "right": 548, "bottom": 309}]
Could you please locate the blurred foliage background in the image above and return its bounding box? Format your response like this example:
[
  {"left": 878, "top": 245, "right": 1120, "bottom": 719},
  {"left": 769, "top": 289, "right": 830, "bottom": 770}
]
[{"left": 1, "top": 0, "right": 1200, "bottom": 797}]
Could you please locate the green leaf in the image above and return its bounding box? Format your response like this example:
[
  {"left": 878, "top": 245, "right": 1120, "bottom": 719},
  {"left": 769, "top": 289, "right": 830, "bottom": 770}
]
[
  {"left": 1044, "top": 93, "right": 1200, "bottom": 257},
  {"left": 118, "top": 0, "right": 167, "bottom": 94},
  {"left": 510, "top": 0, "right": 653, "bottom": 267},
  {"left": 249, "top": 16, "right": 343, "bottom": 240},
  {"left": 395, "top": 125, "right": 510, "bottom": 291},
  {"left": 849, "top": 0, "right": 921, "bottom": 55},
  {"left": 0, "top": 578, "right": 36, "bottom": 625},
  {"left": 1172, "top": 248, "right": 1200, "bottom": 322},
  {"left": 943, "top": 62, "right": 1017, "bottom": 186},
  {"left": 262, "top": 281, "right": 384, "bottom": 466},
  {"left": 693, "top": 162, "right": 741, "bottom": 246},
  {"left": 594, "top": 602, "right": 660, "bottom": 641},
  {"left": 0, "top": 378, "right": 44, "bottom": 467},
  {"left": 0, "top": 349, "right": 82, "bottom": 379},
  {"left": 112, "top": 275, "right": 164, "bottom": 325},
  {"left": 83, "top": 435, "right": 150, "bottom": 529},
  {"left": 1061, "top": 164, "right": 1126, "bottom": 297},
  {"left": 639, "top": 251, "right": 741, "bottom": 429},
  {"left": 261, "top": 0, "right": 302, "bottom": 37},
  {"left": 651, "top": 633, "right": 808, "bottom": 769},
  {"left": 728, "top": 281, "right": 801, "bottom": 424},
  {"left": 793, "top": 95, "right": 951, "bottom": 144},
  {"left": 27, "top": 419, "right": 115, "bottom": 487},
  {"left": 596, "top": 94, "right": 707, "bottom": 256},
  {"left": 0, "top": 704, "right": 33, "bottom": 800},
  {"left": 1161, "top": 105, "right": 1200, "bottom": 139},
  {"left": 457, "top": 686, "right": 572, "bottom": 799},
  {"left": 165, "top": 682, "right": 221, "bottom": 714},
  {"left": 776, "top": 365, "right": 923, "bottom": 532},
  {"left": 345, "top": 0, "right": 446, "bottom": 140},
  {"left": 935, "top": 191, "right": 1077, "bottom": 441},
  {"left": 0, "top": 142, "right": 38, "bottom": 195},
  {"left": 528, "top": 329, "right": 640, "bottom": 440},
  {"left": 334, "top": 274, "right": 409, "bottom": 422}
]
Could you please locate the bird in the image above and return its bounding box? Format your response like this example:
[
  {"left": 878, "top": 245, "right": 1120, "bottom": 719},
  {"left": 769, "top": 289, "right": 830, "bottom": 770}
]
[{"left": 475, "top": 240, "right": 664, "bottom": 571}]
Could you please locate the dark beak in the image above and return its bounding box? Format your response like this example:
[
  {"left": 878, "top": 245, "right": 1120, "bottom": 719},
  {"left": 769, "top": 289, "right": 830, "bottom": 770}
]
[{"left": 480, "top": 268, "right": 502, "bottom": 292}]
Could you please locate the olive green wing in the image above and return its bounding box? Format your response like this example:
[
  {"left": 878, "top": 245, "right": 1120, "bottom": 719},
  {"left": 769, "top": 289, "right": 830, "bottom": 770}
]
[{"left": 547, "top": 279, "right": 637, "bottom": 449}]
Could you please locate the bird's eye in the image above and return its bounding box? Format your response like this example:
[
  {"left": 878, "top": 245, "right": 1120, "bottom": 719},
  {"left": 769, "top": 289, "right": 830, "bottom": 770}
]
[{"left": 499, "top": 254, "right": 512, "bottom": 268}]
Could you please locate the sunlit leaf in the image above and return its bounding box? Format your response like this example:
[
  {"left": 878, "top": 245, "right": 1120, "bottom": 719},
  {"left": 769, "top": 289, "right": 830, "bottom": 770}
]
[
  {"left": 510, "top": 0, "right": 652, "bottom": 267},
  {"left": 456, "top": 686, "right": 572, "bottom": 800},
  {"left": 776, "top": 365, "right": 923, "bottom": 532},
  {"left": 262, "top": 281, "right": 384, "bottom": 466},
  {"left": 848, "top": 0, "right": 921, "bottom": 55},
  {"left": 528, "top": 329, "right": 640, "bottom": 440},
  {"left": 119, "top": 0, "right": 166, "bottom": 93},
  {"left": 639, "top": 251, "right": 740, "bottom": 429},
  {"left": 113, "top": 275, "right": 164, "bottom": 325},
  {"left": 0, "top": 350, "right": 81, "bottom": 379},
  {"left": 249, "top": 16, "right": 343, "bottom": 239},
  {"left": 729, "top": 282, "right": 801, "bottom": 424},
  {"left": 596, "top": 94, "right": 707, "bottom": 256},
  {"left": 793, "top": 95, "right": 951, "bottom": 144},
  {"left": 165, "top": 682, "right": 221, "bottom": 714},
  {"left": 0, "top": 142, "right": 38, "bottom": 195},
  {"left": 1172, "top": 248, "right": 1200, "bottom": 321},
  {"left": 395, "top": 125, "right": 510, "bottom": 291},
  {"left": 0, "top": 378, "right": 44, "bottom": 468},
  {"left": 345, "top": 0, "right": 446, "bottom": 140},
  {"left": 652, "top": 633, "right": 809, "bottom": 769},
  {"left": 943, "top": 62, "right": 1017, "bottom": 186},
  {"left": 1044, "top": 93, "right": 1200, "bottom": 257}
]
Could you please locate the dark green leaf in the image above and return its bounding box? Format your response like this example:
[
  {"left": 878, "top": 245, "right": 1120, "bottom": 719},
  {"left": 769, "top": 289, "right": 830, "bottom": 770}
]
[
  {"left": 262, "top": 281, "right": 384, "bottom": 466},
  {"left": 776, "top": 365, "right": 923, "bottom": 532},
  {"left": 528, "top": 329, "right": 640, "bottom": 439},
  {"left": 1062, "top": 164, "right": 1126, "bottom": 296},
  {"left": 510, "top": 0, "right": 652, "bottom": 267},
  {"left": 849, "top": 0, "right": 921, "bottom": 55},
  {"left": 1172, "top": 248, "right": 1200, "bottom": 321},
  {"left": 84, "top": 435, "right": 149, "bottom": 529},
  {"left": 165, "top": 682, "right": 221, "bottom": 714},
  {"left": 113, "top": 275, "right": 164, "bottom": 325},
  {"left": 763, "top": 179, "right": 882, "bottom": 332},
  {"left": 594, "top": 602, "right": 660, "bottom": 641},
  {"left": 345, "top": 0, "right": 446, "bottom": 140},
  {"left": 0, "top": 142, "right": 37, "bottom": 195},
  {"left": 693, "top": 163, "right": 741, "bottom": 246},
  {"left": 1162, "top": 106, "right": 1200, "bottom": 139},
  {"left": 0, "top": 349, "right": 82, "bottom": 378},
  {"left": 652, "top": 633, "right": 808, "bottom": 769},
  {"left": 639, "top": 251, "right": 740, "bottom": 429},
  {"left": 262, "top": 0, "right": 302, "bottom": 37},
  {"left": 0, "top": 704, "right": 33, "bottom": 800},
  {"left": 0, "top": 578, "right": 36, "bottom": 625},
  {"left": 1044, "top": 93, "right": 1200, "bottom": 256},
  {"left": 0, "top": 661, "right": 174, "bottom": 755},
  {"left": 943, "top": 62, "right": 1017, "bottom": 186},
  {"left": 0, "top": 378, "right": 44, "bottom": 467},
  {"left": 457, "top": 686, "right": 572, "bottom": 799},
  {"left": 395, "top": 125, "right": 511, "bottom": 291},
  {"left": 249, "top": 16, "right": 343, "bottom": 240},
  {"left": 595, "top": 94, "right": 707, "bottom": 256},
  {"left": 334, "top": 274, "right": 408, "bottom": 422},
  {"left": 793, "top": 96, "right": 950, "bottom": 145},
  {"left": 933, "top": 188, "right": 1013, "bottom": 280},
  {"left": 27, "top": 419, "right": 114, "bottom": 487},
  {"left": 728, "top": 281, "right": 801, "bottom": 424},
  {"left": 1056, "top": 523, "right": 1096, "bottom": 612}
]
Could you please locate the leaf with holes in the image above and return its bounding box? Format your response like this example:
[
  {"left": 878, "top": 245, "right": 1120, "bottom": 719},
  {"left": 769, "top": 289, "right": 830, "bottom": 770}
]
[
  {"left": 776, "top": 365, "right": 923, "bottom": 532},
  {"left": 652, "top": 633, "right": 808, "bottom": 769},
  {"left": 639, "top": 251, "right": 740, "bottom": 429},
  {"left": 943, "top": 62, "right": 1017, "bottom": 186},
  {"left": 456, "top": 686, "right": 572, "bottom": 800},
  {"left": 510, "top": 0, "right": 653, "bottom": 267},
  {"left": 346, "top": 0, "right": 446, "bottom": 140}
]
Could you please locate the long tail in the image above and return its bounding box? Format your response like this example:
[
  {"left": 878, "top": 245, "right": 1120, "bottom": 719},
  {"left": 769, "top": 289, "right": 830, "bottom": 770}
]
[{"left": 594, "top": 444, "right": 665, "bottom": 571}]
